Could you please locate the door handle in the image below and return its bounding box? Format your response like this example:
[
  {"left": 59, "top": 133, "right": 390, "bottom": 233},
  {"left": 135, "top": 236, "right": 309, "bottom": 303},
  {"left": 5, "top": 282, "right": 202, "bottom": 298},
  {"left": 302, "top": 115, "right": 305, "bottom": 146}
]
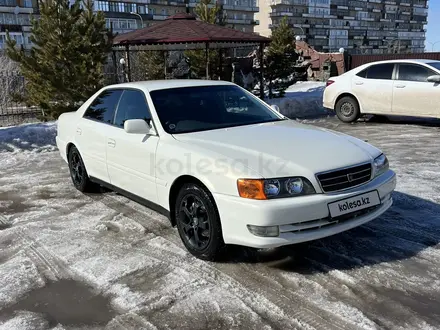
[
  {"left": 76, "top": 128, "right": 82, "bottom": 135},
  {"left": 395, "top": 85, "right": 406, "bottom": 88},
  {"left": 107, "top": 139, "right": 116, "bottom": 148},
  {"left": 355, "top": 82, "right": 364, "bottom": 85}
]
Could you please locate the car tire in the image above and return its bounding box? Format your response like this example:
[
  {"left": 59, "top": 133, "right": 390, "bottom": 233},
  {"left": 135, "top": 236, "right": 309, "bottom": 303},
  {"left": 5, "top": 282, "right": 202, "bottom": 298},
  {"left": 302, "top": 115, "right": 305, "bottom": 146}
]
[
  {"left": 335, "top": 96, "right": 360, "bottom": 123},
  {"left": 175, "top": 183, "right": 224, "bottom": 261},
  {"left": 68, "top": 146, "right": 96, "bottom": 193}
]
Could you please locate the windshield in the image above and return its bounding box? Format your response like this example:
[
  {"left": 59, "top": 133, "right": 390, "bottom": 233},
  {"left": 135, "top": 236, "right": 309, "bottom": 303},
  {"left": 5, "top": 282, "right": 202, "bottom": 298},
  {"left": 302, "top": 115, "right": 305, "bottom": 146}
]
[
  {"left": 427, "top": 62, "right": 440, "bottom": 72},
  {"left": 149, "top": 85, "right": 283, "bottom": 134}
]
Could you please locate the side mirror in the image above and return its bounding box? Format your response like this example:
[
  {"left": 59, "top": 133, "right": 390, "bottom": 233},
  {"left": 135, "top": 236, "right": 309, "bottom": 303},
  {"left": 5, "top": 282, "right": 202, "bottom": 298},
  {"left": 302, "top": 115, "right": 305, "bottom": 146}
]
[
  {"left": 124, "top": 119, "right": 157, "bottom": 135},
  {"left": 271, "top": 104, "right": 280, "bottom": 112},
  {"left": 427, "top": 75, "right": 440, "bottom": 83}
]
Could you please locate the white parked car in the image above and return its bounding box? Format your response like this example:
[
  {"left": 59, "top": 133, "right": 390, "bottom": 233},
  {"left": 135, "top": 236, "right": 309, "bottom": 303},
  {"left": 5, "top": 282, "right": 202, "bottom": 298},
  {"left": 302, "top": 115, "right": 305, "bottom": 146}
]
[
  {"left": 57, "top": 80, "right": 396, "bottom": 260},
  {"left": 323, "top": 59, "right": 440, "bottom": 123}
]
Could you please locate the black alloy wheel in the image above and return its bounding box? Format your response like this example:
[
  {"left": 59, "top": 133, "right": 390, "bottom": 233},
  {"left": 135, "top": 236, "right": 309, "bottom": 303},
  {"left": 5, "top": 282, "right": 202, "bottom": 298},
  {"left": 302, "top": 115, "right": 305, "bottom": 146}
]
[{"left": 175, "top": 183, "right": 224, "bottom": 260}]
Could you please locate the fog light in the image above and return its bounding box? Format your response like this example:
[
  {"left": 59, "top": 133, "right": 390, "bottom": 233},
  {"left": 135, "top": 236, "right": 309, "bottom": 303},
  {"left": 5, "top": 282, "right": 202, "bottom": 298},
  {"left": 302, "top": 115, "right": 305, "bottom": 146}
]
[{"left": 247, "top": 225, "right": 279, "bottom": 237}]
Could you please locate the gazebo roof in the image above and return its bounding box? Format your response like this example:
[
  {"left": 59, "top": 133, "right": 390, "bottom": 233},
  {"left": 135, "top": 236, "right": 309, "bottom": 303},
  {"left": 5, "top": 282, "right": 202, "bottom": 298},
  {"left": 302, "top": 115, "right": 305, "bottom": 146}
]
[{"left": 113, "top": 13, "right": 270, "bottom": 50}]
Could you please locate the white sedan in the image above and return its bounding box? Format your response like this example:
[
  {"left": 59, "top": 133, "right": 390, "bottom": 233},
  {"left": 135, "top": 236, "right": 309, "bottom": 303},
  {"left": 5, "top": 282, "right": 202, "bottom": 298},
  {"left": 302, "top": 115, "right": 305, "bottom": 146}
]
[
  {"left": 56, "top": 80, "right": 396, "bottom": 260},
  {"left": 323, "top": 59, "right": 440, "bottom": 123}
]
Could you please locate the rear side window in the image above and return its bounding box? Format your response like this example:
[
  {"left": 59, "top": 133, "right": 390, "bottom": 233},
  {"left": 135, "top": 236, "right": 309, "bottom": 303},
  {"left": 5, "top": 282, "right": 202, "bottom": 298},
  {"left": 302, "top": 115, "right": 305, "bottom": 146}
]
[
  {"left": 84, "top": 89, "right": 123, "bottom": 124},
  {"left": 114, "top": 90, "right": 152, "bottom": 128},
  {"left": 365, "top": 63, "right": 395, "bottom": 80},
  {"left": 398, "top": 64, "right": 436, "bottom": 82}
]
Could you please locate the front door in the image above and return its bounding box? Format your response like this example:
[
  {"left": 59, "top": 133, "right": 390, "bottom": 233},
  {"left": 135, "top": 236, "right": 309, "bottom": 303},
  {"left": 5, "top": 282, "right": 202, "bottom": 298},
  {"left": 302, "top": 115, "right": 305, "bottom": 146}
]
[
  {"left": 106, "top": 89, "right": 159, "bottom": 204},
  {"left": 392, "top": 63, "right": 440, "bottom": 117}
]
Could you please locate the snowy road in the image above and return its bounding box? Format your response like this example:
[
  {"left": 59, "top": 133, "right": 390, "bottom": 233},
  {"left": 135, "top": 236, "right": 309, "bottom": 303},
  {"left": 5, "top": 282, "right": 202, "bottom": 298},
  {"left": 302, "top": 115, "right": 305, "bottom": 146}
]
[{"left": 1, "top": 117, "right": 440, "bottom": 330}]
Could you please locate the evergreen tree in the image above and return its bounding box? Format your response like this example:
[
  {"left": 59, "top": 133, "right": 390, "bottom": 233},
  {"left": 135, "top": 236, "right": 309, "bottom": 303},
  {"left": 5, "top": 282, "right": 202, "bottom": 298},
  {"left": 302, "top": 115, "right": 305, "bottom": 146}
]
[
  {"left": 6, "top": 0, "right": 114, "bottom": 120},
  {"left": 185, "top": 0, "right": 225, "bottom": 79},
  {"left": 134, "top": 51, "right": 165, "bottom": 81},
  {"left": 264, "top": 16, "right": 298, "bottom": 98}
]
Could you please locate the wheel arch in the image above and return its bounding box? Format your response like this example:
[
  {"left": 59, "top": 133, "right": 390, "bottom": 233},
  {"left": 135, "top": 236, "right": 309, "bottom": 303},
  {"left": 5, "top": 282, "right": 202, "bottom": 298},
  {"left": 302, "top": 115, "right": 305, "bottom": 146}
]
[
  {"left": 335, "top": 92, "right": 363, "bottom": 113},
  {"left": 168, "top": 175, "right": 217, "bottom": 227},
  {"left": 66, "top": 142, "right": 75, "bottom": 159}
]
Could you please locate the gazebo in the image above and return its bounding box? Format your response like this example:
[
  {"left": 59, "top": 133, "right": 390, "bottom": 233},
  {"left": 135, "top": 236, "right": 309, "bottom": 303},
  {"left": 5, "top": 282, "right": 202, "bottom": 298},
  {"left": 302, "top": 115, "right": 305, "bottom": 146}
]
[{"left": 112, "top": 13, "right": 270, "bottom": 98}]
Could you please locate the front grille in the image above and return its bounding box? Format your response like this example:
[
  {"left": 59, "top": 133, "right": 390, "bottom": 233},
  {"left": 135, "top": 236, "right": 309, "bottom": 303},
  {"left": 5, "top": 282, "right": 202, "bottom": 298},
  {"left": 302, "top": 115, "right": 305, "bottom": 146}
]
[{"left": 316, "top": 163, "right": 372, "bottom": 193}]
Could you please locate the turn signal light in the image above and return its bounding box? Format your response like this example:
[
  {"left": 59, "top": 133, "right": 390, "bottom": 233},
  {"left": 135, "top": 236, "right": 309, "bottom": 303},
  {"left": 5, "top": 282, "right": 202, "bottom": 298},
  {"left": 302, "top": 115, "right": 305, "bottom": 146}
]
[{"left": 237, "top": 179, "right": 267, "bottom": 200}]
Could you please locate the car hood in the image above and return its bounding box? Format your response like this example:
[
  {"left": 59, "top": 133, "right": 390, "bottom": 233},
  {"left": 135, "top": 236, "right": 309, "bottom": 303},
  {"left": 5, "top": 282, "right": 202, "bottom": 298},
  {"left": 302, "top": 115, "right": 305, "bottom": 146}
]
[{"left": 173, "top": 120, "right": 381, "bottom": 179}]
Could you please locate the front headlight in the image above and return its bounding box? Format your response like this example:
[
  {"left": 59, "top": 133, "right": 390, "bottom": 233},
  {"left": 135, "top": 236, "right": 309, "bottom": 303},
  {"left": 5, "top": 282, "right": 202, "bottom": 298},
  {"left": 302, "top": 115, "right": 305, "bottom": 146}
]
[
  {"left": 373, "top": 154, "right": 389, "bottom": 177},
  {"left": 237, "top": 177, "right": 316, "bottom": 200}
]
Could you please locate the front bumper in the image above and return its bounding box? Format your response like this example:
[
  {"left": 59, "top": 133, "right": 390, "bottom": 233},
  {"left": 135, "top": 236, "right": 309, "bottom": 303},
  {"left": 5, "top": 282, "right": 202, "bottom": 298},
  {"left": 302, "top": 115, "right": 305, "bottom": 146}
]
[{"left": 213, "top": 169, "right": 396, "bottom": 249}]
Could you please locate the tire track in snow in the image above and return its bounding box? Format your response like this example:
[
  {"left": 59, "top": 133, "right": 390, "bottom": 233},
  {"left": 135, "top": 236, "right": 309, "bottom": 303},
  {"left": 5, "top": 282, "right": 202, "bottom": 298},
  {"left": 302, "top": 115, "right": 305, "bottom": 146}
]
[
  {"left": 92, "top": 190, "right": 440, "bottom": 329},
  {"left": 129, "top": 237, "right": 312, "bottom": 330},
  {"left": 88, "top": 192, "right": 364, "bottom": 330}
]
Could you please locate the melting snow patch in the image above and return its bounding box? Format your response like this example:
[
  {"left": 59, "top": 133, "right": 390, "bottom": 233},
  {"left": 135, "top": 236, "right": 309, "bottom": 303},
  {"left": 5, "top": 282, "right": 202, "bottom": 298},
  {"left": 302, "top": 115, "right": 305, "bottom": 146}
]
[
  {"left": 72, "top": 253, "right": 160, "bottom": 288},
  {"left": 266, "top": 81, "right": 329, "bottom": 119},
  {"left": 109, "top": 283, "right": 149, "bottom": 311},
  {"left": 0, "top": 311, "right": 49, "bottom": 330},
  {"left": 0, "top": 253, "right": 46, "bottom": 308},
  {"left": 0, "top": 122, "right": 57, "bottom": 154}
]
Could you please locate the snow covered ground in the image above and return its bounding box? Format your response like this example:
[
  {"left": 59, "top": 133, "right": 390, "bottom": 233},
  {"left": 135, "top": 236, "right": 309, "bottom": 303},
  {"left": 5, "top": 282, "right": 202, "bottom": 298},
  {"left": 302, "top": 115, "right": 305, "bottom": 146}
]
[
  {"left": 1, "top": 113, "right": 440, "bottom": 328},
  {"left": 266, "top": 81, "right": 328, "bottom": 119}
]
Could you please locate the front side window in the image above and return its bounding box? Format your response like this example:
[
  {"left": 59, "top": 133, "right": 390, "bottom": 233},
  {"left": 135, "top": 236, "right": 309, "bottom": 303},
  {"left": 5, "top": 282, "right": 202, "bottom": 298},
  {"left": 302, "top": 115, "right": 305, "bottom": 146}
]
[
  {"left": 83, "top": 89, "right": 123, "bottom": 124},
  {"left": 150, "top": 85, "right": 283, "bottom": 134},
  {"left": 114, "top": 89, "right": 151, "bottom": 128},
  {"left": 398, "top": 64, "right": 436, "bottom": 82},
  {"left": 365, "top": 63, "right": 394, "bottom": 80}
]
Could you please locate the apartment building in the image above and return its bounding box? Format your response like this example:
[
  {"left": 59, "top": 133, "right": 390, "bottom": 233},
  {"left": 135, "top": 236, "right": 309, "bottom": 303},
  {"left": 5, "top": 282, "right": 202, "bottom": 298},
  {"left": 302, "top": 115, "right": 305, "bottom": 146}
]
[
  {"left": 0, "top": 0, "right": 259, "bottom": 51},
  {"left": 255, "top": 0, "right": 428, "bottom": 54},
  {"left": 97, "top": 0, "right": 259, "bottom": 35},
  {"left": 0, "top": 0, "right": 36, "bottom": 50}
]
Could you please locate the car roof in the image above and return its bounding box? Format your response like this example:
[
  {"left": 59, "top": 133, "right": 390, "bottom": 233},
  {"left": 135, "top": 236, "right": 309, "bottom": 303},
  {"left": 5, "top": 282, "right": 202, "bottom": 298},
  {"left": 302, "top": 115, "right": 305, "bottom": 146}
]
[
  {"left": 358, "top": 59, "right": 440, "bottom": 67},
  {"left": 104, "top": 79, "right": 236, "bottom": 92}
]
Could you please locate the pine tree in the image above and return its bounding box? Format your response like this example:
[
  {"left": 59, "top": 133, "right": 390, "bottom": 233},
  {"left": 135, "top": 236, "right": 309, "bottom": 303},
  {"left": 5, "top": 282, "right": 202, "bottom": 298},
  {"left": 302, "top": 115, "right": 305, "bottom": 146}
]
[
  {"left": 134, "top": 51, "right": 165, "bottom": 80},
  {"left": 264, "top": 16, "right": 298, "bottom": 98},
  {"left": 185, "top": 0, "right": 225, "bottom": 79},
  {"left": 6, "top": 0, "right": 114, "bottom": 120}
]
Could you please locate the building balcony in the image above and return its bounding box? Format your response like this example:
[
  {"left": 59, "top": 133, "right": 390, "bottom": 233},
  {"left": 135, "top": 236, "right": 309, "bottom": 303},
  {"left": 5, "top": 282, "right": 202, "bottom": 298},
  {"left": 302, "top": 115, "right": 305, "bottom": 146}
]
[
  {"left": 222, "top": 4, "right": 258, "bottom": 12},
  {"left": 225, "top": 18, "right": 253, "bottom": 24},
  {"left": 270, "top": 11, "right": 294, "bottom": 17},
  {"left": 149, "top": 0, "right": 169, "bottom": 4},
  {"left": 153, "top": 14, "right": 168, "bottom": 20},
  {"left": 168, "top": 1, "right": 186, "bottom": 5},
  {"left": 270, "top": 0, "right": 296, "bottom": 5},
  {"left": 0, "top": 6, "right": 34, "bottom": 14}
]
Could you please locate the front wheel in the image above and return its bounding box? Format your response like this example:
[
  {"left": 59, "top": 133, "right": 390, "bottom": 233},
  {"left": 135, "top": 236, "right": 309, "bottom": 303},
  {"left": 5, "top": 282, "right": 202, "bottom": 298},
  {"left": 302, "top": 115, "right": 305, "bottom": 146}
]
[
  {"left": 68, "top": 146, "right": 96, "bottom": 193},
  {"left": 175, "top": 183, "right": 224, "bottom": 261},
  {"left": 335, "top": 96, "right": 360, "bottom": 123}
]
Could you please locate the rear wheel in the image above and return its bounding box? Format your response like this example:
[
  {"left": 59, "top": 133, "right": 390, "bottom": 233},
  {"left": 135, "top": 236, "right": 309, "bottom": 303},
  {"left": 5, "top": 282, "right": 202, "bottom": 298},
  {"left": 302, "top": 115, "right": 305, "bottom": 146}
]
[
  {"left": 335, "top": 96, "right": 360, "bottom": 123},
  {"left": 68, "top": 146, "right": 96, "bottom": 192},
  {"left": 175, "top": 183, "right": 224, "bottom": 261}
]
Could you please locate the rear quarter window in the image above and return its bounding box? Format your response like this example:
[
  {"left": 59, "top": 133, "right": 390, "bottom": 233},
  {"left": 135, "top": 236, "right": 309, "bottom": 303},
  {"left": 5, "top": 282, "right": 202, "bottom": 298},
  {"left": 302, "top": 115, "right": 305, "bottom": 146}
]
[{"left": 356, "top": 68, "right": 367, "bottom": 78}]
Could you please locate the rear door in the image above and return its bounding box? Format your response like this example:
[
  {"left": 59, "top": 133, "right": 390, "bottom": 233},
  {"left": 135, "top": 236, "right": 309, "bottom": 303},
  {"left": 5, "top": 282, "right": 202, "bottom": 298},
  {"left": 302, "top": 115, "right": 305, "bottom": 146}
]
[
  {"left": 352, "top": 63, "right": 395, "bottom": 114},
  {"left": 392, "top": 63, "right": 440, "bottom": 117},
  {"left": 76, "top": 89, "right": 123, "bottom": 182},
  {"left": 105, "top": 89, "right": 159, "bottom": 203}
]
